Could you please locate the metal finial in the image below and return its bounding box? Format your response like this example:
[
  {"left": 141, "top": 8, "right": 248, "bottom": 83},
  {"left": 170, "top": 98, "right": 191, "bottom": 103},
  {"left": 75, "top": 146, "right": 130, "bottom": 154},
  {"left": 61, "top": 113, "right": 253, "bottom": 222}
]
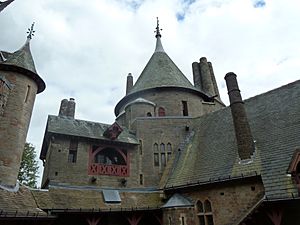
[
  {"left": 26, "top": 22, "right": 35, "bottom": 40},
  {"left": 154, "top": 17, "right": 162, "bottom": 38}
]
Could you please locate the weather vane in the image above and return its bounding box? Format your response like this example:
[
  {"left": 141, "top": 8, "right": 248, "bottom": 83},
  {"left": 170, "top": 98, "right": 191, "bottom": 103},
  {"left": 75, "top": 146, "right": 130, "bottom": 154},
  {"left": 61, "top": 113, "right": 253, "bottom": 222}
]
[
  {"left": 26, "top": 22, "right": 35, "bottom": 40},
  {"left": 154, "top": 17, "right": 162, "bottom": 38}
]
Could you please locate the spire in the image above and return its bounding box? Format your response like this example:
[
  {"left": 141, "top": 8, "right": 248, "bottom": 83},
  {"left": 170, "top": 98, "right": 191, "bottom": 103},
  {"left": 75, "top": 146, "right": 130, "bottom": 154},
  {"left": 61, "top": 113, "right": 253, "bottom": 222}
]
[
  {"left": 26, "top": 22, "right": 35, "bottom": 43},
  {"left": 154, "top": 17, "right": 164, "bottom": 52}
]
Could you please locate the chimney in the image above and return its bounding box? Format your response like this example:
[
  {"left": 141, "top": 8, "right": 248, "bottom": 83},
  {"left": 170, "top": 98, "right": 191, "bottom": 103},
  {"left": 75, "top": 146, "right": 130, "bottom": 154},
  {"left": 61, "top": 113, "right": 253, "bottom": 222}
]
[
  {"left": 58, "top": 98, "right": 76, "bottom": 118},
  {"left": 59, "top": 99, "right": 68, "bottom": 116},
  {"left": 126, "top": 73, "right": 133, "bottom": 94},
  {"left": 208, "top": 61, "right": 220, "bottom": 100},
  {"left": 224, "top": 72, "right": 255, "bottom": 160},
  {"left": 66, "top": 98, "right": 76, "bottom": 118},
  {"left": 192, "top": 62, "right": 202, "bottom": 89},
  {"left": 199, "top": 57, "right": 215, "bottom": 96}
]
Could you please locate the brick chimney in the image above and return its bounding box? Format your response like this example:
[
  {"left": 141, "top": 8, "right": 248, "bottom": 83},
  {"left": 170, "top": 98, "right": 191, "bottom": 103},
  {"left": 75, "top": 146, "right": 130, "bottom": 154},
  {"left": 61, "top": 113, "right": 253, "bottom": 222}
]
[
  {"left": 59, "top": 98, "right": 76, "bottom": 118},
  {"left": 224, "top": 72, "right": 254, "bottom": 160}
]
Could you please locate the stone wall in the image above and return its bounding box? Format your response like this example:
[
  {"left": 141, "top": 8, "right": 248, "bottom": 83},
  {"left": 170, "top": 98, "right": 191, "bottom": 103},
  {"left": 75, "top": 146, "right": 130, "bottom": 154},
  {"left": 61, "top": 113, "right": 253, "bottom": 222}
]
[
  {"left": 164, "top": 178, "right": 264, "bottom": 225},
  {"left": 0, "top": 71, "right": 37, "bottom": 187},
  {"left": 41, "top": 135, "right": 140, "bottom": 188}
]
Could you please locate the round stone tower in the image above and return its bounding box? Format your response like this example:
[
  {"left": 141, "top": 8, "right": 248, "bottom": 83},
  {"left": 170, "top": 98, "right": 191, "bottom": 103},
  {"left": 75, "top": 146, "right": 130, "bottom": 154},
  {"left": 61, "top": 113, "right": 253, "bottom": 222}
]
[{"left": 0, "top": 24, "right": 45, "bottom": 188}]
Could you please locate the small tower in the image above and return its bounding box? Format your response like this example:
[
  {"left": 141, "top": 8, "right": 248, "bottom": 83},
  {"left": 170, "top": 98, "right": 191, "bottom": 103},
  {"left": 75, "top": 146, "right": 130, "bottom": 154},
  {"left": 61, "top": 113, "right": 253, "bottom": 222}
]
[{"left": 0, "top": 23, "right": 45, "bottom": 188}]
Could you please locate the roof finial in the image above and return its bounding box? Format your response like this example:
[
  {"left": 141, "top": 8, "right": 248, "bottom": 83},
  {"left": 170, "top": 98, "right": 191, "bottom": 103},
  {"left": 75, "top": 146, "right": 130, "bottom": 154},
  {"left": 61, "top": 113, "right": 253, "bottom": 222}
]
[
  {"left": 155, "top": 17, "right": 162, "bottom": 38},
  {"left": 26, "top": 22, "right": 35, "bottom": 40}
]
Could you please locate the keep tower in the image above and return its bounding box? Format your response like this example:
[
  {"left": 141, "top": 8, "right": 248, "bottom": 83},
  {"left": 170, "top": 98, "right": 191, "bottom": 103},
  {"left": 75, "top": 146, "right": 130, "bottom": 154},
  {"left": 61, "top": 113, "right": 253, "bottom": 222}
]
[{"left": 0, "top": 24, "right": 45, "bottom": 188}]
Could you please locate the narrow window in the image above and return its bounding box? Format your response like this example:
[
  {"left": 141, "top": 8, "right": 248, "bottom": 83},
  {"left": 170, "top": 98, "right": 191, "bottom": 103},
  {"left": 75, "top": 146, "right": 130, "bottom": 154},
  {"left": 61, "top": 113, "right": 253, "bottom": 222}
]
[
  {"left": 161, "top": 153, "right": 166, "bottom": 167},
  {"left": 160, "top": 143, "right": 165, "bottom": 152},
  {"left": 68, "top": 139, "right": 78, "bottom": 163},
  {"left": 147, "top": 112, "right": 152, "bottom": 117},
  {"left": 154, "top": 143, "right": 159, "bottom": 166},
  {"left": 182, "top": 101, "right": 188, "bottom": 116},
  {"left": 139, "top": 140, "right": 143, "bottom": 155},
  {"left": 167, "top": 143, "right": 172, "bottom": 161},
  {"left": 154, "top": 153, "right": 159, "bottom": 166},
  {"left": 181, "top": 216, "right": 185, "bottom": 225},
  {"left": 168, "top": 217, "right": 172, "bottom": 225},
  {"left": 158, "top": 107, "right": 166, "bottom": 116},
  {"left": 24, "top": 85, "right": 30, "bottom": 103},
  {"left": 139, "top": 174, "right": 143, "bottom": 185},
  {"left": 204, "top": 200, "right": 212, "bottom": 212}
]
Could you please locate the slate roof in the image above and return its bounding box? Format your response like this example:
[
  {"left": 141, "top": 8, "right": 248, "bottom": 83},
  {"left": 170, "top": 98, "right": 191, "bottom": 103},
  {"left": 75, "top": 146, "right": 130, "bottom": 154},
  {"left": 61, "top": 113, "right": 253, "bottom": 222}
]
[
  {"left": 0, "top": 41, "right": 45, "bottom": 93},
  {"left": 32, "top": 186, "right": 163, "bottom": 210},
  {"left": 162, "top": 193, "right": 193, "bottom": 208},
  {"left": 40, "top": 115, "right": 139, "bottom": 159},
  {"left": 166, "top": 80, "right": 300, "bottom": 200},
  {"left": 0, "top": 185, "right": 49, "bottom": 217}
]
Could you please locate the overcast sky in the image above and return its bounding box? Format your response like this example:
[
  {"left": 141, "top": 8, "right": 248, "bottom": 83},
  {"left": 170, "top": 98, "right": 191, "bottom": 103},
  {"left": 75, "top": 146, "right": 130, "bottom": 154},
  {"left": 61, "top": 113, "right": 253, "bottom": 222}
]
[{"left": 1, "top": 0, "right": 300, "bottom": 185}]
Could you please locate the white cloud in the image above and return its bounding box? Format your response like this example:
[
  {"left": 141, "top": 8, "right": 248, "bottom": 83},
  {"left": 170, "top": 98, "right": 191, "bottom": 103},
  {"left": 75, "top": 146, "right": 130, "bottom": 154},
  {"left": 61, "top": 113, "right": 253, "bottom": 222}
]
[{"left": 1, "top": 0, "right": 300, "bottom": 186}]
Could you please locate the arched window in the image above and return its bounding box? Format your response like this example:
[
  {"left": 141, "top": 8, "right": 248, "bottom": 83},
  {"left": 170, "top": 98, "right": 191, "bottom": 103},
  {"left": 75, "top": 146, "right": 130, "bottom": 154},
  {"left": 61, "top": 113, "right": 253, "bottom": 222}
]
[
  {"left": 158, "top": 107, "right": 166, "bottom": 117},
  {"left": 196, "top": 200, "right": 214, "bottom": 225},
  {"left": 204, "top": 200, "right": 212, "bottom": 212},
  {"left": 167, "top": 143, "right": 172, "bottom": 161},
  {"left": 153, "top": 143, "right": 159, "bottom": 166},
  {"left": 147, "top": 112, "right": 152, "bottom": 117},
  {"left": 94, "top": 147, "right": 126, "bottom": 165},
  {"left": 160, "top": 143, "right": 166, "bottom": 167}
]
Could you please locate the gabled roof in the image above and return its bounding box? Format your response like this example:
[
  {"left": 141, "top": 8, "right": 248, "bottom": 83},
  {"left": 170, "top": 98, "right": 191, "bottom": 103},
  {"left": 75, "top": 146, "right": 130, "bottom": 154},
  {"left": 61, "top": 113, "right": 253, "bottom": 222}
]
[
  {"left": 40, "top": 115, "right": 139, "bottom": 159},
  {"left": 166, "top": 80, "right": 300, "bottom": 200}
]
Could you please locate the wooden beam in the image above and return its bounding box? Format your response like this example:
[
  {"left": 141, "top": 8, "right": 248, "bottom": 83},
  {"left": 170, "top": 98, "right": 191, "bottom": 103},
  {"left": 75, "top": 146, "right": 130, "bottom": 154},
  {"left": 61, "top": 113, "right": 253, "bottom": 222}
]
[
  {"left": 87, "top": 216, "right": 102, "bottom": 225},
  {"left": 126, "top": 213, "right": 143, "bottom": 225},
  {"left": 267, "top": 209, "right": 283, "bottom": 225}
]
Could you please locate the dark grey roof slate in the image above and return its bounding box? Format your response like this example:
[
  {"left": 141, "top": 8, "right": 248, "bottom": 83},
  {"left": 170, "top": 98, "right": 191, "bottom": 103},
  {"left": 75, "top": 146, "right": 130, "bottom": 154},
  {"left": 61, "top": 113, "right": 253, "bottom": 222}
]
[
  {"left": 2, "top": 41, "right": 37, "bottom": 74},
  {"left": 40, "top": 115, "right": 138, "bottom": 159},
  {"left": 166, "top": 80, "right": 300, "bottom": 200},
  {"left": 46, "top": 115, "right": 139, "bottom": 145}
]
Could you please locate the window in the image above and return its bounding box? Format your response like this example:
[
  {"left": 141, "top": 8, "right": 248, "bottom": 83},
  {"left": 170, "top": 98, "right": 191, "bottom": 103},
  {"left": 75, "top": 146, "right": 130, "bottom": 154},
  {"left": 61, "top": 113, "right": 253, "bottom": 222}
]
[
  {"left": 160, "top": 143, "right": 166, "bottom": 167},
  {"left": 147, "top": 112, "right": 152, "bottom": 117},
  {"left": 139, "top": 140, "right": 143, "bottom": 155},
  {"left": 24, "top": 85, "right": 30, "bottom": 103},
  {"left": 196, "top": 200, "right": 214, "bottom": 225},
  {"left": 139, "top": 174, "right": 143, "bottom": 185},
  {"left": 68, "top": 139, "right": 78, "bottom": 163},
  {"left": 158, "top": 107, "right": 166, "bottom": 116},
  {"left": 167, "top": 143, "right": 172, "bottom": 161},
  {"left": 182, "top": 101, "right": 188, "bottom": 116},
  {"left": 154, "top": 143, "right": 159, "bottom": 166},
  {"left": 180, "top": 216, "right": 185, "bottom": 225}
]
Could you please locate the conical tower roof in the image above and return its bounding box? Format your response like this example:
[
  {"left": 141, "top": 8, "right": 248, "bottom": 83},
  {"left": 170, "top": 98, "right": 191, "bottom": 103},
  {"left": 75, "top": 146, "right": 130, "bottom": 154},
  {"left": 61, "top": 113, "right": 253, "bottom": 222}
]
[
  {"left": 114, "top": 20, "right": 210, "bottom": 116},
  {"left": 0, "top": 24, "right": 45, "bottom": 93},
  {"left": 128, "top": 26, "right": 196, "bottom": 94}
]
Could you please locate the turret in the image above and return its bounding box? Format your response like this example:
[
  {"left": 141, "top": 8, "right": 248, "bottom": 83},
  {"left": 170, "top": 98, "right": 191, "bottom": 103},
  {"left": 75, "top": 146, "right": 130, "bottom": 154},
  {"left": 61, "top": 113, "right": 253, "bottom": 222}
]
[{"left": 0, "top": 23, "right": 45, "bottom": 188}]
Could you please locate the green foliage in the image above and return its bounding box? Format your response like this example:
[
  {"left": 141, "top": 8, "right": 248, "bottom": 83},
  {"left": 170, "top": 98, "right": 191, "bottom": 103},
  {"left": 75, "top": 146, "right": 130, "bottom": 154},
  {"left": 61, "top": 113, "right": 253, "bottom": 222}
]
[{"left": 18, "top": 142, "right": 39, "bottom": 188}]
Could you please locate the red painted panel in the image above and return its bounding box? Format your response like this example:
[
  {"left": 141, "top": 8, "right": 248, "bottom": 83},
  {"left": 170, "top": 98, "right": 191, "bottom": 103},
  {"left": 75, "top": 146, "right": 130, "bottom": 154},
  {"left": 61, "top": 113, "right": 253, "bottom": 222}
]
[{"left": 88, "top": 163, "right": 129, "bottom": 177}]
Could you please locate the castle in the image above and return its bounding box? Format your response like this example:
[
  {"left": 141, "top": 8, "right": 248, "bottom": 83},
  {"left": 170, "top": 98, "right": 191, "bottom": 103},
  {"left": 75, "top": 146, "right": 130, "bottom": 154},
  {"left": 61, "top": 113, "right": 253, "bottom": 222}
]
[{"left": 0, "top": 18, "right": 300, "bottom": 225}]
